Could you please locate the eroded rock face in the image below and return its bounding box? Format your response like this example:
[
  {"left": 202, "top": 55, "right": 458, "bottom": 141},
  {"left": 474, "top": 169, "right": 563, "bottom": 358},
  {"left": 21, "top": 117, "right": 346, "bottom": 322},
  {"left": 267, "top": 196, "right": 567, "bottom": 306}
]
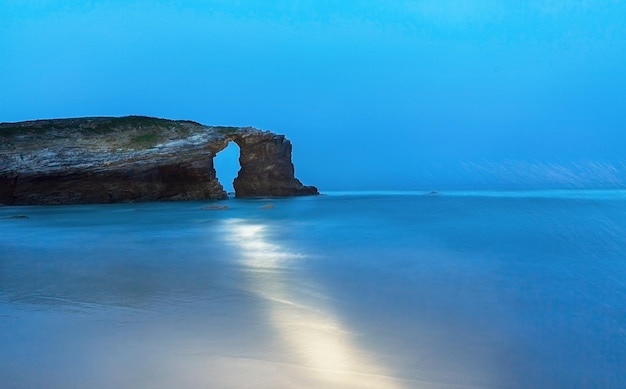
[
  {"left": 0, "top": 116, "right": 318, "bottom": 205},
  {"left": 229, "top": 131, "right": 318, "bottom": 197}
]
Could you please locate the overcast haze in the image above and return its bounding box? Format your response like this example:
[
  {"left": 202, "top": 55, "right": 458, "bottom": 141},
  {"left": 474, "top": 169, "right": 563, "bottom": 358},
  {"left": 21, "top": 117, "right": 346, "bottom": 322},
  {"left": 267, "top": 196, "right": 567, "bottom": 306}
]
[{"left": 1, "top": 1, "right": 625, "bottom": 190}]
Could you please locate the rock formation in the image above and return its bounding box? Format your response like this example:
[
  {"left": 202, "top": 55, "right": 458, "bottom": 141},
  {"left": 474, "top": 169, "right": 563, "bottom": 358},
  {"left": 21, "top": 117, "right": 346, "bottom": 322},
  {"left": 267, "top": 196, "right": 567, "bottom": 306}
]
[
  {"left": 0, "top": 116, "right": 318, "bottom": 205},
  {"left": 230, "top": 131, "right": 318, "bottom": 197}
]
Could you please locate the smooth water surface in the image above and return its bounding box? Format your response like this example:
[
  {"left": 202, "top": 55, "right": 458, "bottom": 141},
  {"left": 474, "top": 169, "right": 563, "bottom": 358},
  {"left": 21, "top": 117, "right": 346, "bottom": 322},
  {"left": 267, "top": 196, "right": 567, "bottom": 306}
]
[{"left": 1, "top": 191, "right": 625, "bottom": 388}]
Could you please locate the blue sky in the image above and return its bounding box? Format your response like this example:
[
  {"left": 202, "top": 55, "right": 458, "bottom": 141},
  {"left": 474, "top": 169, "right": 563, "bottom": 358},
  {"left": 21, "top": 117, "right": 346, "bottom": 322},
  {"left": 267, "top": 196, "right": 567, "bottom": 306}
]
[{"left": 1, "top": 1, "right": 625, "bottom": 190}]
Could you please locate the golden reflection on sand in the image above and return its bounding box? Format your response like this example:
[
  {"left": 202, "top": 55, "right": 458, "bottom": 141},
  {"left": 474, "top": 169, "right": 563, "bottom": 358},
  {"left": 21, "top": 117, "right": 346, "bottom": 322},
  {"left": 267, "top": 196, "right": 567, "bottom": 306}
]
[{"left": 224, "top": 218, "right": 408, "bottom": 389}]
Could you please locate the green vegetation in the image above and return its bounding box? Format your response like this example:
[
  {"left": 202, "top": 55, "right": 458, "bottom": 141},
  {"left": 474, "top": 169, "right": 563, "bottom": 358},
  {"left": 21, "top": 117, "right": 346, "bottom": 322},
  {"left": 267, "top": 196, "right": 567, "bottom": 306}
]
[
  {"left": 214, "top": 126, "right": 240, "bottom": 134},
  {"left": 0, "top": 116, "right": 214, "bottom": 152},
  {"left": 0, "top": 115, "right": 187, "bottom": 138},
  {"left": 105, "top": 116, "right": 174, "bottom": 130},
  {"left": 0, "top": 123, "right": 58, "bottom": 137},
  {"left": 128, "top": 132, "right": 161, "bottom": 149}
]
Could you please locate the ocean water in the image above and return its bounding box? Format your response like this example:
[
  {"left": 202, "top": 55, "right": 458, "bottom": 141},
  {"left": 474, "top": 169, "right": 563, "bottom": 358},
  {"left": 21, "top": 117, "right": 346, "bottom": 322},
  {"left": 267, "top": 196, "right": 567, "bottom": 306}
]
[{"left": 1, "top": 191, "right": 625, "bottom": 388}]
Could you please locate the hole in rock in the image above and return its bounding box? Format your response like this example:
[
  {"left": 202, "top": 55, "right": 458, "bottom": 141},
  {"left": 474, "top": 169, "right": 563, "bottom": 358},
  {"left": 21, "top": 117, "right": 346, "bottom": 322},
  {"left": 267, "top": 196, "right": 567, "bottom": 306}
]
[{"left": 214, "top": 141, "right": 241, "bottom": 196}]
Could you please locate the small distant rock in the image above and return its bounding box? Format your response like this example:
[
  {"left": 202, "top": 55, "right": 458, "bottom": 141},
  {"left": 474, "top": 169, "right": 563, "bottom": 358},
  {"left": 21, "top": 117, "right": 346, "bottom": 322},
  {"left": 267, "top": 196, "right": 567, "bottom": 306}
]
[
  {"left": 3, "top": 215, "right": 29, "bottom": 219},
  {"left": 201, "top": 204, "right": 230, "bottom": 210},
  {"left": 259, "top": 203, "right": 275, "bottom": 209},
  {"left": 428, "top": 191, "right": 439, "bottom": 195}
]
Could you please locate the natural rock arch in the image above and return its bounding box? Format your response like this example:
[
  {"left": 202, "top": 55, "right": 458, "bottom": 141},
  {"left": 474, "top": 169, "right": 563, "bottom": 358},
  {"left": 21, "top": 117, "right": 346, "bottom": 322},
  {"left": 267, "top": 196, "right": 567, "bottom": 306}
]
[
  {"left": 213, "top": 140, "right": 240, "bottom": 194},
  {"left": 0, "top": 116, "right": 318, "bottom": 205},
  {"left": 219, "top": 131, "right": 318, "bottom": 198}
]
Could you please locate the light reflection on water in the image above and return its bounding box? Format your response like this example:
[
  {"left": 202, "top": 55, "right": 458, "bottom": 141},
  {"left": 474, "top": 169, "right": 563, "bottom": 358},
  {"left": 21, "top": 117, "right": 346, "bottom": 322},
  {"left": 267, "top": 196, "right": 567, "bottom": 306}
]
[
  {"left": 223, "top": 218, "right": 406, "bottom": 388},
  {"left": 0, "top": 193, "right": 625, "bottom": 388}
]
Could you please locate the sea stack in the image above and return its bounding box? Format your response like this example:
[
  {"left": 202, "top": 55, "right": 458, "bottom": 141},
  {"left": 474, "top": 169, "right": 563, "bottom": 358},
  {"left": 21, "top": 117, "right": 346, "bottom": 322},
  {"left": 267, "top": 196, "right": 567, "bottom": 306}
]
[{"left": 0, "top": 116, "right": 318, "bottom": 205}]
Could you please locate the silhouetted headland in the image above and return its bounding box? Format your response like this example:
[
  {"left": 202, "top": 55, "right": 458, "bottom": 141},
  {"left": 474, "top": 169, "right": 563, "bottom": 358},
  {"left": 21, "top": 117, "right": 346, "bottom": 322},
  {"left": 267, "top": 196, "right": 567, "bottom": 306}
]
[{"left": 0, "top": 116, "right": 318, "bottom": 204}]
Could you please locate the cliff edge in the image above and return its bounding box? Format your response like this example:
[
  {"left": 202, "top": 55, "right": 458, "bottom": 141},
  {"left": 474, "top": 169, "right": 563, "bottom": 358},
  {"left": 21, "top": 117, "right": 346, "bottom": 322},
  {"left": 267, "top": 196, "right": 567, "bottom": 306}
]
[{"left": 0, "top": 116, "right": 318, "bottom": 205}]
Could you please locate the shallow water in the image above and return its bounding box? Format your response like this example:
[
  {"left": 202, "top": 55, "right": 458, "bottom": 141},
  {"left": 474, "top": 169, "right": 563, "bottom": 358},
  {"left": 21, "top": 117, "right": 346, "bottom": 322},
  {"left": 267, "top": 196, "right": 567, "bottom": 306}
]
[{"left": 1, "top": 191, "right": 625, "bottom": 388}]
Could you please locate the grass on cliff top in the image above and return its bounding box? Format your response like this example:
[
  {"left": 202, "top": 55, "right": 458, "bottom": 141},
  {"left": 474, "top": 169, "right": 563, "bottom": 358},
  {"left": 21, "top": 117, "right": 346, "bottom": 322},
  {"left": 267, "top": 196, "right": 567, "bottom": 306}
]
[
  {"left": 0, "top": 116, "right": 200, "bottom": 138},
  {"left": 213, "top": 126, "right": 240, "bottom": 134},
  {"left": 127, "top": 132, "right": 161, "bottom": 149}
]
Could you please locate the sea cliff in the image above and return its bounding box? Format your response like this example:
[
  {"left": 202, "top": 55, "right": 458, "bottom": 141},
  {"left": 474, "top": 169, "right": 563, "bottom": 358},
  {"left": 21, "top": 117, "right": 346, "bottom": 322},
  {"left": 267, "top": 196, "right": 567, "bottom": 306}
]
[{"left": 0, "top": 116, "right": 318, "bottom": 205}]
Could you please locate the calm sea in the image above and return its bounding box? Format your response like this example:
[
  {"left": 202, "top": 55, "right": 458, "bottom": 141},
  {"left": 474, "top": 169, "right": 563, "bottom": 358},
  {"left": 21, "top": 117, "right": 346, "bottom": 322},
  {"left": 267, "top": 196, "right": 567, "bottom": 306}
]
[{"left": 1, "top": 191, "right": 625, "bottom": 388}]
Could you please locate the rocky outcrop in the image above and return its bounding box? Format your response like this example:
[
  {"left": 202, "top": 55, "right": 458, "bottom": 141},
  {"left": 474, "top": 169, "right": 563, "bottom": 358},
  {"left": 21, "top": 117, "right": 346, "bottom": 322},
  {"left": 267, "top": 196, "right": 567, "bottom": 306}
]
[
  {"left": 0, "top": 116, "right": 317, "bottom": 205},
  {"left": 229, "top": 131, "right": 318, "bottom": 197}
]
